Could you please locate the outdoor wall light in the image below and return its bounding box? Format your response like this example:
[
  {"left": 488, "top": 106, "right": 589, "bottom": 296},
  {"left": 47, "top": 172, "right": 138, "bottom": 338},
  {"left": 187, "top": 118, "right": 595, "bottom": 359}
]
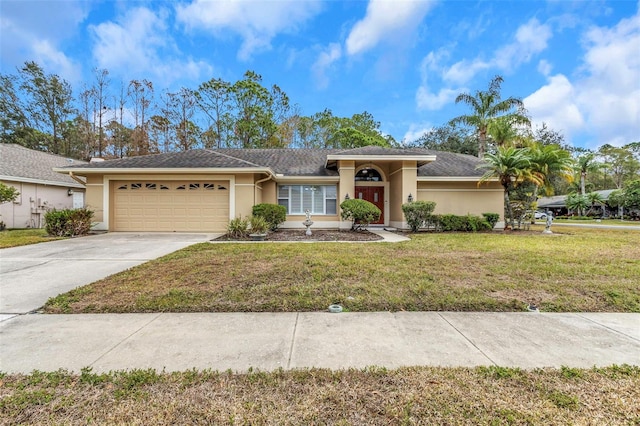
[
  {"left": 344, "top": 193, "right": 350, "bottom": 200},
  {"left": 67, "top": 188, "right": 74, "bottom": 196},
  {"left": 407, "top": 193, "right": 414, "bottom": 202}
]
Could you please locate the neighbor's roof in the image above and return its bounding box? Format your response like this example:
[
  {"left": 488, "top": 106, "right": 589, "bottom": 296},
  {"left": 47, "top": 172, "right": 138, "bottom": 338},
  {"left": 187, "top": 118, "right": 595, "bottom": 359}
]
[
  {"left": 0, "top": 143, "right": 86, "bottom": 187},
  {"left": 538, "top": 189, "right": 618, "bottom": 208},
  {"left": 57, "top": 147, "right": 486, "bottom": 178}
]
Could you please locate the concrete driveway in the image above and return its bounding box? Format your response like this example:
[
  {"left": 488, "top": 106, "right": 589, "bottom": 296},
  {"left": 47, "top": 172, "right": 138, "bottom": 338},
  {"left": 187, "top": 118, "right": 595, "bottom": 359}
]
[{"left": 0, "top": 232, "right": 216, "bottom": 316}]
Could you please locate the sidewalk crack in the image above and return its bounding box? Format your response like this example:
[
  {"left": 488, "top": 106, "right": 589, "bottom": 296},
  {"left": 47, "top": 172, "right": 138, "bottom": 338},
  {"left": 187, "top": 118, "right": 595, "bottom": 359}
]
[
  {"left": 286, "top": 313, "right": 300, "bottom": 370},
  {"left": 89, "top": 313, "right": 163, "bottom": 368},
  {"left": 438, "top": 313, "right": 497, "bottom": 366}
]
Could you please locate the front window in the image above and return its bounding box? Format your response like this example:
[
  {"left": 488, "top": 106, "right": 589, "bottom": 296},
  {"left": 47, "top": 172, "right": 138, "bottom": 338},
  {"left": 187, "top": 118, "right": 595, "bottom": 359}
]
[{"left": 278, "top": 185, "right": 337, "bottom": 215}]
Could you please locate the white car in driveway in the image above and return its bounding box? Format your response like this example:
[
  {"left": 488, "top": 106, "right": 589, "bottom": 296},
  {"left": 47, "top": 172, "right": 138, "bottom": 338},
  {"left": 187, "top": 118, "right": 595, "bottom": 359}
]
[{"left": 534, "top": 211, "right": 548, "bottom": 219}]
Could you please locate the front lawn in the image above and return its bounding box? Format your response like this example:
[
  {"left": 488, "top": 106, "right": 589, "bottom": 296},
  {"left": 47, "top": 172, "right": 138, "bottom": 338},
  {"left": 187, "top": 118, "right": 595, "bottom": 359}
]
[
  {"left": 44, "top": 227, "right": 640, "bottom": 313},
  {"left": 0, "top": 228, "right": 64, "bottom": 249},
  {"left": 1, "top": 366, "right": 638, "bottom": 424}
]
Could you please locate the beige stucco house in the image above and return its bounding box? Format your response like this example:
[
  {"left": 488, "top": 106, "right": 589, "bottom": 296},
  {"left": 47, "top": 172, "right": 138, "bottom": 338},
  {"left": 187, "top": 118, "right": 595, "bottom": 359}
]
[
  {"left": 1, "top": 144, "right": 86, "bottom": 229},
  {"left": 54, "top": 146, "right": 502, "bottom": 232}
]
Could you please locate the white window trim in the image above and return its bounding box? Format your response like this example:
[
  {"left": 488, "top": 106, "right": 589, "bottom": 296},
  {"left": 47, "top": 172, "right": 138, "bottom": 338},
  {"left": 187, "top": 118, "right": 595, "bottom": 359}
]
[{"left": 278, "top": 184, "right": 337, "bottom": 215}]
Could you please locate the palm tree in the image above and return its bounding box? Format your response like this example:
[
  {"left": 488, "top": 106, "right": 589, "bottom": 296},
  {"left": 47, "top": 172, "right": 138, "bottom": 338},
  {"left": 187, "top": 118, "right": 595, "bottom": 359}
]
[
  {"left": 586, "top": 192, "right": 605, "bottom": 216},
  {"left": 566, "top": 194, "right": 589, "bottom": 217},
  {"left": 450, "top": 76, "right": 530, "bottom": 158},
  {"left": 576, "top": 153, "right": 600, "bottom": 196},
  {"left": 479, "top": 146, "right": 541, "bottom": 229},
  {"left": 530, "top": 144, "right": 575, "bottom": 197}
]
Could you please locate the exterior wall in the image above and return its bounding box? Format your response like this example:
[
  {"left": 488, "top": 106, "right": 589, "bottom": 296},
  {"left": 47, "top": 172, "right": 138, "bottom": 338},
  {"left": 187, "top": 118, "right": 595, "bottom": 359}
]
[
  {"left": 85, "top": 175, "right": 105, "bottom": 225},
  {"left": 417, "top": 180, "right": 503, "bottom": 219},
  {"left": 234, "top": 174, "right": 255, "bottom": 219},
  {"left": 0, "top": 180, "right": 84, "bottom": 229},
  {"left": 388, "top": 161, "right": 417, "bottom": 229}
]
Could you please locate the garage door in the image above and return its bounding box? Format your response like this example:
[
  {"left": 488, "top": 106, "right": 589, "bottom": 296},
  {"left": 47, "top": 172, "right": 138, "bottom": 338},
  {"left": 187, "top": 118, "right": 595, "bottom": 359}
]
[{"left": 112, "top": 181, "right": 230, "bottom": 232}]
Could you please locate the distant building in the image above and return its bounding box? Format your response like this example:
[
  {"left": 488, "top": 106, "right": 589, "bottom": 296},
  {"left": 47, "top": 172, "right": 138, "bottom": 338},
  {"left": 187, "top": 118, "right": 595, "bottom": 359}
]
[{"left": 0, "top": 144, "right": 86, "bottom": 229}]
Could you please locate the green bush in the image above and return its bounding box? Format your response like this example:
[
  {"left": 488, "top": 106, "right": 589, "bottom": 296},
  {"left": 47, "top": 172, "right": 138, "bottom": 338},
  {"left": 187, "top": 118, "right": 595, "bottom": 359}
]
[
  {"left": 340, "top": 199, "right": 381, "bottom": 231},
  {"left": 402, "top": 201, "right": 437, "bottom": 232},
  {"left": 249, "top": 215, "right": 269, "bottom": 234},
  {"left": 435, "top": 214, "right": 491, "bottom": 232},
  {"left": 482, "top": 212, "right": 500, "bottom": 229},
  {"left": 252, "top": 203, "right": 286, "bottom": 231},
  {"left": 227, "top": 217, "right": 249, "bottom": 239},
  {"left": 44, "top": 208, "right": 94, "bottom": 237}
]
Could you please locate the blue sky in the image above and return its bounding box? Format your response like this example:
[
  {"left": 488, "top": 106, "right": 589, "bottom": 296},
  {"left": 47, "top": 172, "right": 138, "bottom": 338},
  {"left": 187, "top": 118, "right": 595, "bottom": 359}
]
[{"left": 1, "top": 0, "right": 639, "bottom": 150}]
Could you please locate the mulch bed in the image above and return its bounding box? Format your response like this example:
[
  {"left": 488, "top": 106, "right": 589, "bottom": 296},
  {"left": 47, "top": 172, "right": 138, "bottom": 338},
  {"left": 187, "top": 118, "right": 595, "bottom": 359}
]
[{"left": 213, "top": 229, "right": 383, "bottom": 242}]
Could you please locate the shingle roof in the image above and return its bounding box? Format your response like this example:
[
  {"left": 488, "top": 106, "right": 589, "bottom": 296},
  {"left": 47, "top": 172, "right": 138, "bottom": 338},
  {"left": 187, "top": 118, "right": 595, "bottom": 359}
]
[
  {"left": 417, "top": 150, "right": 485, "bottom": 177},
  {"left": 58, "top": 147, "right": 485, "bottom": 177},
  {"left": 0, "top": 144, "right": 86, "bottom": 186}
]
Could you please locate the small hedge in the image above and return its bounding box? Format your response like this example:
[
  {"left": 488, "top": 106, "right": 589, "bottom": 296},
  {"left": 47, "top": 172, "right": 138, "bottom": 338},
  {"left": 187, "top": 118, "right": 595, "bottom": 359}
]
[
  {"left": 340, "top": 199, "right": 381, "bottom": 231},
  {"left": 482, "top": 213, "right": 500, "bottom": 229},
  {"left": 252, "top": 203, "right": 286, "bottom": 231},
  {"left": 44, "top": 208, "right": 94, "bottom": 237},
  {"left": 402, "top": 201, "right": 436, "bottom": 232}
]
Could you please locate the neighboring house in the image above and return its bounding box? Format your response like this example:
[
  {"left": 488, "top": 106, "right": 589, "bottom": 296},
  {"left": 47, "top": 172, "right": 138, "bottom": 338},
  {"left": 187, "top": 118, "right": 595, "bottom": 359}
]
[
  {"left": 538, "top": 189, "right": 617, "bottom": 217},
  {"left": 54, "top": 146, "right": 503, "bottom": 232},
  {"left": 0, "top": 144, "right": 87, "bottom": 229}
]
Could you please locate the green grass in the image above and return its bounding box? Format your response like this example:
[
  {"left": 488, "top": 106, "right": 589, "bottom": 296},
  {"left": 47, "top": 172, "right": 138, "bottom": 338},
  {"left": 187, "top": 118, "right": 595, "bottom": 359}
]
[
  {"left": 0, "top": 228, "right": 64, "bottom": 248},
  {"left": 1, "top": 366, "right": 638, "bottom": 425},
  {"left": 43, "top": 227, "right": 640, "bottom": 313}
]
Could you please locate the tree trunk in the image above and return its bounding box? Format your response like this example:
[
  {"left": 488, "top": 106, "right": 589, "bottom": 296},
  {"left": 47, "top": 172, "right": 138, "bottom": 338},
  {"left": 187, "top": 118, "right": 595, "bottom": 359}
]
[
  {"left": 478, "top": 129, "right": 486, "bottom": 158},
  {"left": 504, "top": 188, "right": 514, "bottom": 229}
]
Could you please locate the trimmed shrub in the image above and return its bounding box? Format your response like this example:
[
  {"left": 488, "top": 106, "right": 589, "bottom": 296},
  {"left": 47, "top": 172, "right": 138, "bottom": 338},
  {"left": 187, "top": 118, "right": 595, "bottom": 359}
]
[
  {"left": 227, "top": 217, "right": 249, "bottom": 239},
  {"left": 340, "top": 199, "right": 381, "bottom": 231},
  {"left": 44, "top": 208, "right": 94, "bottom": 237},
  {"left": 252, "top": 203, "right": 286, "bottom": 231},
  {"left": 402, "top": 201, "right": 437, "bottom": 232},
  {"left": 435, "top": 214, "right": 491, "bottom": 232},
  {"left": 482, "top": 212, "right": 500, "bottom": 229}
]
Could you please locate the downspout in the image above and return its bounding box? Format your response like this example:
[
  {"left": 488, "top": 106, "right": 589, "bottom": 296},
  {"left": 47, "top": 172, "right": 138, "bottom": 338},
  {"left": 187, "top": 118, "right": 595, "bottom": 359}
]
[
  {"left": 68, "top": 172, "right": 86, "bottom": 186},
  {"left": 254, "top": 173, "right": 275, "bottom": 204}
]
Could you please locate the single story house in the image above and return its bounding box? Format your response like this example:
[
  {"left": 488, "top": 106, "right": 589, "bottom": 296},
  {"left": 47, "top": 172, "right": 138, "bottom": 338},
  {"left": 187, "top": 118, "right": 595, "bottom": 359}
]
[
  {"left": 0, "top": 144, "right": 86, "bottom": 229},
  {"left": 54, "top": 146, "right": 503, "bottom": 232},
  {"left": 538, "top": 189, "right": 617, "bottom": 217}
]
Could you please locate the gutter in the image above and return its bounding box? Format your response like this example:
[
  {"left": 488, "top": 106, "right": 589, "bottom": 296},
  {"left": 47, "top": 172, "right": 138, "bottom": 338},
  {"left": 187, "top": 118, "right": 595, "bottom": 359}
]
[{"left": 68, "top": 172, "right": 86, "bottom": 186}]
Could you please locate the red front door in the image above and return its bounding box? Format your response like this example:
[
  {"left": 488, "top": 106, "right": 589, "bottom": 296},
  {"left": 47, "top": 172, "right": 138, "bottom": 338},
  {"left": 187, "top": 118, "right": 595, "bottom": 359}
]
[{"left": 355, "top": 186, "right": 384, "bottom": 224}]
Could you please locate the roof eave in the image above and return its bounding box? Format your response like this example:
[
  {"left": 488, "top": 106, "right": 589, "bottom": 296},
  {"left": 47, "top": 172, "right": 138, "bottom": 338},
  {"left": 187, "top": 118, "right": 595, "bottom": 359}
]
[
  {"left": 53, "top": 167, "right": 275, "bottom": 175},
  {"left": 0, "top": 174, "right": 85, "bottom": 188},
  {"left": 417, "top": 176, "right": 493, "bottom": 182}
]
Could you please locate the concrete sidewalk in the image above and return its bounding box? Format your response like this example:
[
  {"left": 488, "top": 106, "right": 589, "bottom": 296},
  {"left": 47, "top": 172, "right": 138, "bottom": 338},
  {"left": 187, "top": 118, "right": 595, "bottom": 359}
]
[{"left": 1, "top": 312, "right": 638, "bottom": 373}]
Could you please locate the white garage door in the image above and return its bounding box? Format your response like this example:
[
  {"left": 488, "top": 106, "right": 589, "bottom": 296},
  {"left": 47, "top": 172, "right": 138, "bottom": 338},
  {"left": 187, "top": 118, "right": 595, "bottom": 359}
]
[{"left": 112, "top": 181, "right": 230, "bottom": 232}]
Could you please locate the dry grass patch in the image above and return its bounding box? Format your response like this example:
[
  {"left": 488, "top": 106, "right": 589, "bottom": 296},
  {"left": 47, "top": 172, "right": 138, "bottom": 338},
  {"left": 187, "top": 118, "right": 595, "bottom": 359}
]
[
  {"left": 0, "top": 229, "right": 64, "bottom": 248},
  {"left": 44, "top": 227, "right": 640, "bottom": 313},
  {"left": 1, "top": 366, "right": 639, "bottom": 425}
]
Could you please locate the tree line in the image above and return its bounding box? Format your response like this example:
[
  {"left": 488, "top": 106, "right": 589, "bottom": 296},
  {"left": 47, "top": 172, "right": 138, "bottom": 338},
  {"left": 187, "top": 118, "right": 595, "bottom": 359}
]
[{"left": 0, "top": 62, "right": 394, "bottom": 160}]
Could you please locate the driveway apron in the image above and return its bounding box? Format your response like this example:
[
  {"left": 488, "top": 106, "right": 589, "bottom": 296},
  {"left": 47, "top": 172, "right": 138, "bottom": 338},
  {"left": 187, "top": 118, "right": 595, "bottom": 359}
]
[{"left": 0, "top": 233, "right": 215, "bottom": 315}]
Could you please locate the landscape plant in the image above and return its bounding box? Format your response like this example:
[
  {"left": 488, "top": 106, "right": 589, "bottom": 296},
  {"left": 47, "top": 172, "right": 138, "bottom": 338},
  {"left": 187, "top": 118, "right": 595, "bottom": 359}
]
[
  {"left": 401, "top": 201, "right": 436, "bottom": 232},
  {"left": 339, "top": 199, "right": 381, "bottom": 231},
  {"left": 482, "top": 212, "right": 500, "bottom": 228},
  {"left": 44, "top": 208, "right": 93, "bottom": 237},
  {"left": 226, "top": 217, "right": 249, "bottom": 239},
  {"left": 248, "top": 215, "right": 269, "bottom": 235},
  {"left": 252, "top": 203, "right": 286, "bottom": 231}
]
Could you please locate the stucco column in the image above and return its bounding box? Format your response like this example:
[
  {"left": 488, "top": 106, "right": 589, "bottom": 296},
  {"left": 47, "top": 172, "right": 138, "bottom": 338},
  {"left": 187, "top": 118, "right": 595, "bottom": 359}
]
[{"left": 338, "top": 160, "right": 355, "bottom": 229}]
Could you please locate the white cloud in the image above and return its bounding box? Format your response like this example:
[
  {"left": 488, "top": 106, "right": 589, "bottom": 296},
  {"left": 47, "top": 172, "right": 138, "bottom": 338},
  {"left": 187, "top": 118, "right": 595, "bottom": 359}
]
[
  {"left": 403, "top": 123, "right": 434, "bottom": 143},
  {"left": 90, "top": 7, "right": 212, "bottom": 85},
  {"left": 416, "top": 85, "right": 460, "bottom": 111},
  {"left": 443, "top": 18, "right": 552, "bottom": 85},
  {"left": 176, "top": 0, "right": 323, "bottom": 60},
  {"left": 345, "top": 0, "right": 436, "bottom": 56},
  {"left": 312, "top": 43, "right": 342, "bottom": 90},
  {"left": 493, "top": 18, "right": 552, "bottom": 71},
  {"left": 525, "top": 7, "right": 640, "bottom": 148},
  {"left": 524, "top": 74, "right": 585, "bottom": 136},
  {"left": 537, "top": 59, "right": 553, "bottom": 76},
  {"left": 0, "top": 0, "right": 87, "bottom": 81}
]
